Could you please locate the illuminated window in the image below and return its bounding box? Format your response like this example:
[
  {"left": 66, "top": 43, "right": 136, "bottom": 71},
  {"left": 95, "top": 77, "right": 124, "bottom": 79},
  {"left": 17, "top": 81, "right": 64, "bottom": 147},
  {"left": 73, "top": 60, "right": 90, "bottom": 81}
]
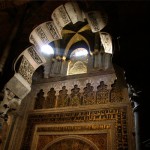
[{"left": 67, "top": 48, "right": 88, "bottom": 75}]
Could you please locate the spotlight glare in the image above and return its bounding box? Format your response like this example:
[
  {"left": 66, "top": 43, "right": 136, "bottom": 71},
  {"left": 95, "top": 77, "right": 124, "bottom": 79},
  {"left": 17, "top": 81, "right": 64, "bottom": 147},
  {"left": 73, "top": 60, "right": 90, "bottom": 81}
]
[
  {"left": 75, "top": 49, "right": 88, "bottom": 56},
  {"left": 41, "top": 45, "right": 54, "bottom": 55}
]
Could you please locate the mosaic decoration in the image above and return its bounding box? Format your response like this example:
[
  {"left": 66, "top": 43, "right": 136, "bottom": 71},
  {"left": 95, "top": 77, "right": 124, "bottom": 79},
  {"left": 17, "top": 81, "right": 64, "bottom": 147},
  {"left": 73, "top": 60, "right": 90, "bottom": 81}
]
[
  {"left": 27, "top": 46, "right": 43, "bottom": 64},
  {"left": 18, "top": 56, "right": 34, "bottom": 84},
  {"left": 68, "top": 61, "right": 87, "bottom": 75},
  {"left": 21, "top": 107, "right": 128, "bottom": 150},
  {"left": 39, "top": 135, "right": 106, "bottom": 150}
]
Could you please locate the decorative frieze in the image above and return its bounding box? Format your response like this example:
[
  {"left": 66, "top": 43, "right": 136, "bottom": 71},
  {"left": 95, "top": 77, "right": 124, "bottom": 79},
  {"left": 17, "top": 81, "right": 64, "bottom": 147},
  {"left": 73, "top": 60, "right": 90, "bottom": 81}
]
[
  {"left": 85, "top": 11, "right": 107, "bottom": 33},
  {"left": 65, "top": 2, "right": 84, "bottom": 24},
  {"left": 46, "top": 21, "right": 60, "bottom": 40},
  {"left": 27, "top": 46, "right": 43, "bottom": 65},
  {"left": 33, "top": 73, "right": 127, "bottom": 109},
  {"left": 21, "top": 107, "right": 128, "bottom": 150},
  {"left": 36, "top": 26, "right": 49, "bottom": 44}
]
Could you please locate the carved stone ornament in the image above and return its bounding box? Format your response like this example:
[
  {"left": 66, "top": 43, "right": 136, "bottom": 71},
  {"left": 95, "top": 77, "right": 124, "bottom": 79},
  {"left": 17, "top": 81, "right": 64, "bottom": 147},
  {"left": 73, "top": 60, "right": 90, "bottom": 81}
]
[
  {"left": 100, "top": 32, "right": 112, "bottom": 54},
  {"left": 65, "top": 2, "right": 84, "bottom": 24},
  {"left": 5, "top": 73, "right": 31, "bottom": 99},
  {"left": 85, "top": 11, "right": 107, "bottom": 33},
  {"left": 18, "top": 56, "right": 35, "bottom": 84},
  {"left": 51, "top": 5, "right": 71, "bottom": 28}
]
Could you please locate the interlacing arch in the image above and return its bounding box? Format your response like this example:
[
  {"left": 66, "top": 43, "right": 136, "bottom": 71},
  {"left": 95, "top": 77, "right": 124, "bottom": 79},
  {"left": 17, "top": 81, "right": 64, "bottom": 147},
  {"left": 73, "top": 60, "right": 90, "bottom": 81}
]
[{"left": 0, "top": 1, "right": 113, "bottom": 120}]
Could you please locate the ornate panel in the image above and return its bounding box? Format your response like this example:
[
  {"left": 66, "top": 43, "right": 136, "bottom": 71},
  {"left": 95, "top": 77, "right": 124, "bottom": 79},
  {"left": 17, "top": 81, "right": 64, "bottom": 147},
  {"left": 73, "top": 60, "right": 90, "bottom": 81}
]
[
  {"left": 21, "top": 107, "right": 129, "bottom": 150},
  {"left": 37, "top": 134, "right": 107, "bottom": 150},
  {"left": 18, "top": 56, "right": 34, "bottom": 84},
  {"left": 27, "top": 46, "right": 43, "bottom": 64},
  {"left": 57, "top": 86, "right": 69, "bottom": 107},
  {"left": 110, "top": 81, "right": 123, "bottom": 103},
  {"left": 96, "top": 81, "right": 109, "bottom": 104},
  {"left": 46, "top": 21, "right": 60, "bottom": 40},
  {"left": 83, "top": 83, "right": 95, "bottom": 105},
  {"left": 69, "top": 85, "right": 81, "bottom": 106},
  {"left": 36, "top": 26, "right": 49, "bottom": 44}
]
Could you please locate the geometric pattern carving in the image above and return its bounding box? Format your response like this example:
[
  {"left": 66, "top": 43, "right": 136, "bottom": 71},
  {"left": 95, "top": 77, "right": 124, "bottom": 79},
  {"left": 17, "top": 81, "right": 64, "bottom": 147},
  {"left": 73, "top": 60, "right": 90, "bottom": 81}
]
[
  {"left": 110, "top": 80, "right": 123, "bottom": 103},
  {"left": 21, "top": 107, "right": 129, "bottom": 150},
  {"left": 34, "top": 79, "right": 125, "bottom": 109},
  {"left": 18, "top": 56, "right": 34, "bottom": 84},
  {"left": 46, "top": 22, "right": 60, "bottom": 40},
  {"left": 37, "top": 134, "right": 107, "bottom": 150},
  {"left": 45, "top": 138, "right": 95, "bottom": 150},
  {"left": 96, "top": 81, "right": 109, "bottom": 104},
  {"left": 28, "top": 47, "right": 43, "bottom": 64},
  {"left": 83, "top": 83, "right": 95, "bottom": 105},
  {"left": 69, "top": 85, "right": 81, "bottom": 106}
]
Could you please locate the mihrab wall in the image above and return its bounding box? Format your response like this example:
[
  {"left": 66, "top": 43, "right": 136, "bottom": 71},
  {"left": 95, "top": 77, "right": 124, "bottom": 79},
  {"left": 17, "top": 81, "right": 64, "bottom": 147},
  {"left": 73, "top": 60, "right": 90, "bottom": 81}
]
[{"left": 9, "top": 72, "right": 135, "bottom": 150}]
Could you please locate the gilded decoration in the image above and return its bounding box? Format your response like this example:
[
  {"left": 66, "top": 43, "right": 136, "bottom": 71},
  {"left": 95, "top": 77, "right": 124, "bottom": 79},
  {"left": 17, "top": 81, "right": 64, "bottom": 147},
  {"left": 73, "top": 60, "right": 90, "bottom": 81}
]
[
  {"left": 34, "top": 79, "right": 124, "bottom": 109},
  {"left": 18, "top": 56, "right": 34, "bottom": 84},
  {"left": 96, "top": 81, "right": 109, "bottom": 104},
  {"left": 83, "top": 83, "right": 95, "bottom": 105},
  {"left": 21, "top": 107, "right": 128, "bottom": 150},
  {"left": 37, "top": 134, "right": 107, "bottom": 150},
  {"left": 68, "top": 61, "right": 87, "bottom": 75}
]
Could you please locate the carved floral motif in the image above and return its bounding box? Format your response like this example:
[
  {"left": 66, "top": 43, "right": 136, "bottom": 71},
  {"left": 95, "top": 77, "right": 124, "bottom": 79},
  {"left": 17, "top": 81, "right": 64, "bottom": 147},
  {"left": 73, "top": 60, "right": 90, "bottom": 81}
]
[{"left": 18, "top": 56, "right": 34, "bottom": 84}]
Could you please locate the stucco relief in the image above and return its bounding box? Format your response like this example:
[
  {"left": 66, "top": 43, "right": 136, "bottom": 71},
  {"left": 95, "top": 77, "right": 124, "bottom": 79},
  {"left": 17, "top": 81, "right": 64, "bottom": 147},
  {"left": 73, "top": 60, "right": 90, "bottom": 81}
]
[{"left": 32, "top": 73, "right": 129, "bottom": 109}]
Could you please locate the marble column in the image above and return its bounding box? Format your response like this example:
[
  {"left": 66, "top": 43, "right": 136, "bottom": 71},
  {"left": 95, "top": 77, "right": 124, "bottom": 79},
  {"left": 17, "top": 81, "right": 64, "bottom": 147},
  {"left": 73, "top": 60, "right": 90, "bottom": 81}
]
[{"left": 128, "top": 84, "right": 142, "bottom": 150}]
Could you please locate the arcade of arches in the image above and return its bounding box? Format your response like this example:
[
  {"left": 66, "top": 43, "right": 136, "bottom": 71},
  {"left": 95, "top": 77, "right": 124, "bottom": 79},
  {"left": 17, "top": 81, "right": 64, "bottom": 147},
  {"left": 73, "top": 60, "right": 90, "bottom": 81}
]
[{"left": 0, "top": 1, "right": 146, "bottom": 150}]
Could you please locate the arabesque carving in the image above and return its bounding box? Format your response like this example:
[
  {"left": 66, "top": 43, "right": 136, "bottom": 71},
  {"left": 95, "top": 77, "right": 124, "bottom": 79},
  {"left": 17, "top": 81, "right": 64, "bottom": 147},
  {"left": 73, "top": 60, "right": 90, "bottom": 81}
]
[
  {"left": 69, "top": 85, "right": 81, "bottom": 106},
  {"left": 96, "top": 81, "right": 109, "bottom": 104},
  {"left": 18, "top": 56, "right": 34, "bottom": 84},
  {"left": 83, "top": 83, "right": 95, "bottom": 105}
]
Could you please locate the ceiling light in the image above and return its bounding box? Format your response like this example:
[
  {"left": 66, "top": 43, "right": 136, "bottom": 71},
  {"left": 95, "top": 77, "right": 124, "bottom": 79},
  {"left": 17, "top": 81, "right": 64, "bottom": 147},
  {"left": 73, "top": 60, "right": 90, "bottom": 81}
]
[{"left": 41, "top": 45, "right": 54, "bottom": 55}]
